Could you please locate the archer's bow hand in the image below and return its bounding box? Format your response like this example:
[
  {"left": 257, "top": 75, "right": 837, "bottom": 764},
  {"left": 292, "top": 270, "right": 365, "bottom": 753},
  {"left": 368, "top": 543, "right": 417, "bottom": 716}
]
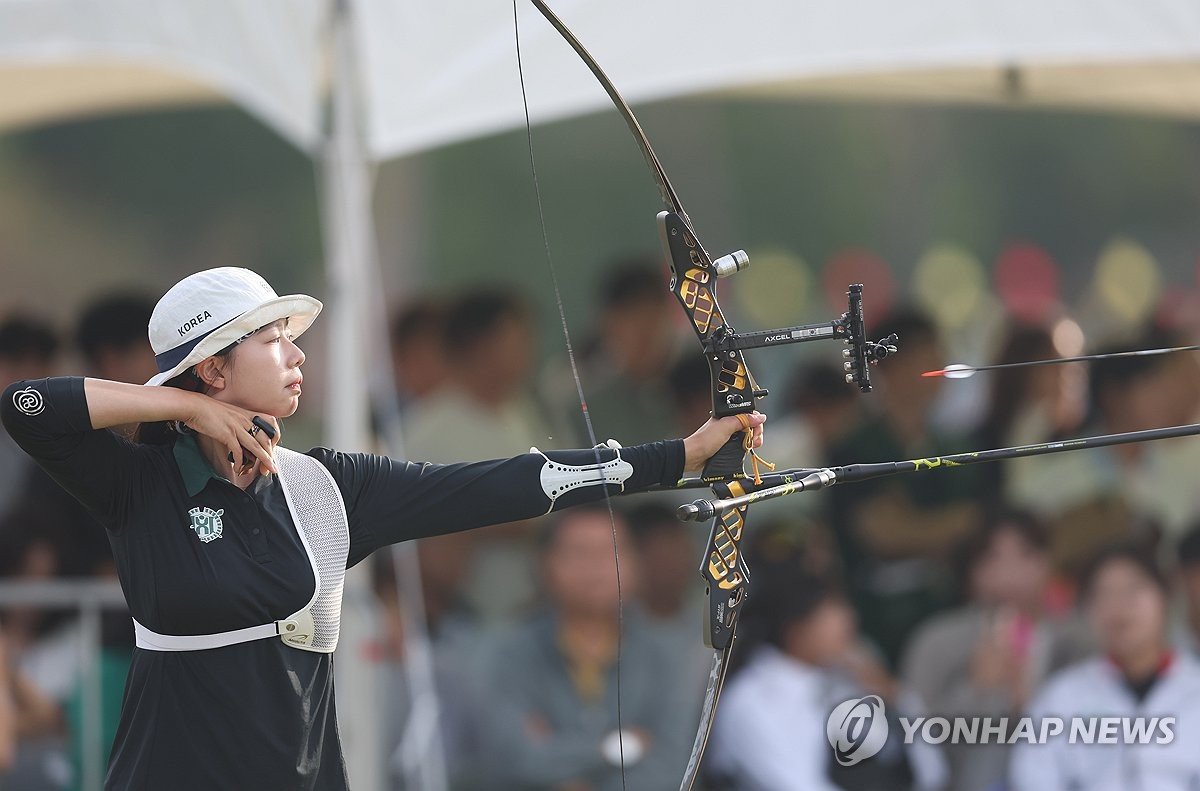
[{"left": 681, "top": 412, "right": 766, "bottom": 474}]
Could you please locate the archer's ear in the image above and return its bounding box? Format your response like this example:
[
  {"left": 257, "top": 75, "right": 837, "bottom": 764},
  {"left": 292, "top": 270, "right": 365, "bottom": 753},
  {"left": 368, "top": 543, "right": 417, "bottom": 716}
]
[{"left": 194, "top": 357, "right": 227, "bottom": 391}]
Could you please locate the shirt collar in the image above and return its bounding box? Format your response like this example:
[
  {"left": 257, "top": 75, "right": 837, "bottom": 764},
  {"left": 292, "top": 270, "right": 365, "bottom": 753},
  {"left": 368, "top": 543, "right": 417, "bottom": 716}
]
[
  {"left": 173, "top": 433, "right": 222, "bottom": 497},
  {"left": 173, "top": 433, "right": 276, "bottom": 497}
]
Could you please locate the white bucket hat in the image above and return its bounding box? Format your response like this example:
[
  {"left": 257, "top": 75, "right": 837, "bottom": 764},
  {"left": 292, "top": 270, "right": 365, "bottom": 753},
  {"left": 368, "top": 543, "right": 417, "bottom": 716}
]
[{"left": 145, "top": 267, "right": 322, "bottom": 386}]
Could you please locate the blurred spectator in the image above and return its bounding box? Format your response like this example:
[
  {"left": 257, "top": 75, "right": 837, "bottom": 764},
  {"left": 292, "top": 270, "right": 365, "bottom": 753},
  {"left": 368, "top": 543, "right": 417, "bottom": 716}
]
[
  {"left": 1089, "top": 328, "right": 1200, "bottom": 545},
  {"left": 1, "top": 297, "right": 144, "bottom": 788},
  {"left": 0, "top": 506, "right": 72, "bottom": 649},
  {"left": 4, "top": 645, "right": 65, "bottom": 791},
  {"left": 17, "top": 294, "right": 144, "bottom": 787},
  {"left": 4, "top": 466, "right": 115, "bottom": 585},
  {"left": 371, "top": 550, "right": 496, "bottom": 791},
  {"left": 411, "top": 533, "right": 482, "bottom": 653},
  {"left": 1011, "top": 543, "right": 1200, "bottom": 790},
  {"left": 627, "top": 503, "right": 696, "bottom": 626},
  {"left": 979, "top": 324, "right": 1087, "bottom": 508},
  {"left": 708, "top": 558, "right": 946, "bottom": 791},
  {"left": 0, "top": 506, "right": 73, "bottom": 789},
  {"left": 1175, "top": 524, "right": 1200, "bottom": 658},
  {"left": 487, "top": 505, "right": 692, "bottom": 790},
  {"left": 0, "top": 630, "right": 15, "bottom": 773},
  {"left": 545, "top": 260, "right": 681, "bottom": 445},
  {"left": 900, "top": 510, "right": 1092, "bottom": 791},
  {"left": 404, "top": 288, "right": 547, "bottom": 621},
  {"left": 75, "top": 293, "right": 157, "bottom": 386},
  {"left": 0, "top": 316, "right": 59, "bottom": 515},
  {"left": 405, "top": 287, "right": 544, "bottom": 460},
  {"left": 667, "top": 355, "right": 712, "bottom": 439},
  {"left": 626, "top": 503, "right": 710, "bottom": 691},
  {"left": 1004, "top": 327, "right": 1200, "bottom": 577},
  {"left": 979, "top": 325, "right": 1087, "bottom": 451},
  {"left": 827, "top": 308, "right": 985, "bottom": 666},
  {"left": 13, "top": 295, "right": 154, "bottom": 578},
  {"left": 771, "top": 361, "right": 862, "bottom": 468},
  {"left": 389, "top": 297, "right": 448, "bottom": 415},
  {"left": 0, "top": 316, "right": 57, "bottom": 385},
  {"left": 753, "top": 361, "right": 863, "bottom": 525}
]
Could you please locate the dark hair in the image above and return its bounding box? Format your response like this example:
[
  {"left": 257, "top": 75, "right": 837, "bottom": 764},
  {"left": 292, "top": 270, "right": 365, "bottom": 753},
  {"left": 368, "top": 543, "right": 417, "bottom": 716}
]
[
  {"left": 442, "top": 289, "right": 530, "bottom": 358},
  {"left": 1089, "top": 326, "right": 1179, "bottom": 407},
  {"left": 600, "top": 260, "right": 666, "bottom": 311},
  {"left": 953, "top": 509, "right": 1048, "bottom": 594},
  {"left": 667, "top": 354, "right": 710, "bottom": 403},
  {"left": 981, "top": 324, "right": 1059, "bottom": 446},
  {"left": 963, "top": 509, "right": 1049, "bottom": 566},
  {"left": 0, "top": 503, "right": 67, "bottom": 577},
  {"left": 0, "top": 316, "right": 59, "bottom": 362},
  {"left": 135, "top": 345, "right": 236, "bottom": 445},
  {"left": 1178, "top": 524, "right": 1200, "bottom": 569},
  {"left": 720, "top": 535, "right": 847, "bottom": 675},
  {"left": 1081, "top": 542, "right": 1171, "bottom": 600},
  {"left": 75, "top": 293, "right": 154, "bottom": 363},
  {"left": 536, "top": 503, "right": 626, "bottom": 554},
  {"left": 868, "top": 307, "right": 938, "bottom": 349},
  {"left": 784, "top": 361, "right": 850, "bottom": 412},
  {"left": 390, "top": 298, "right": 446, "bottom": 348},
  {"left": 625, "top": 503, "right": 685, "bottom": 544},
  {"left": 370, "top": 550, "right": 399, "bottom": 599},
  {"left": 742, "top": 565, "right": 844, "bottom": 650}
]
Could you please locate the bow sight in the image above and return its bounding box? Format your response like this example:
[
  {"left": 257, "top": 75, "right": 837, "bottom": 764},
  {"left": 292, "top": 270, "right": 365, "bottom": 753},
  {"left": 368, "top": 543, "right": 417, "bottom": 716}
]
[{"left": 658, "top": 210, "right": 898, "bottom": 411}]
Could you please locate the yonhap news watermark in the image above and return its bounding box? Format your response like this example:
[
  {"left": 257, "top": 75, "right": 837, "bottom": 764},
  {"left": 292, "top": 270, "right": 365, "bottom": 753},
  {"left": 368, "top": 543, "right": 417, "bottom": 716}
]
[{"left": 826, "top": 695, "right": 1176, "bottom": 766}]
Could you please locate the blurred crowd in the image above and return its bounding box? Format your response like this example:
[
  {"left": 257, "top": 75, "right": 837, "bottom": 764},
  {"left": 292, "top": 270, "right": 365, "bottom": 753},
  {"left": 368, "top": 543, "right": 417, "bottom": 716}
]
[{"left": 4, "top": 259, "right": 1200, "bottom": 790}]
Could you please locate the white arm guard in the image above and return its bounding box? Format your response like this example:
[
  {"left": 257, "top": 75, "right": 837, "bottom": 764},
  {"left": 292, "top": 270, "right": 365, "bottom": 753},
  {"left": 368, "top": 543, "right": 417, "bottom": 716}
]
[{"left": 531, "top": 439, "right": 634, "bottom": 512}]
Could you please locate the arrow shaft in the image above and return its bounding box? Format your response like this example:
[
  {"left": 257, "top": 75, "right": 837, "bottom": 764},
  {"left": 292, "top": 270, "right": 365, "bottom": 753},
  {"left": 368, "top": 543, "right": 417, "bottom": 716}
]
[{"left": 927, "top": 344, "right": 1200, "bottom": 377}]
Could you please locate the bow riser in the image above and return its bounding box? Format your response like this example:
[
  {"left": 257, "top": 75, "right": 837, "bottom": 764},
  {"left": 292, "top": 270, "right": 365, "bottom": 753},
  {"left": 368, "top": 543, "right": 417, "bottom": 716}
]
[
  {"left": 702, "top": 481, "right": 750, "bottom": 650},
  {"left": 658, "top": 211, "right": 762, "bottom": 417}
]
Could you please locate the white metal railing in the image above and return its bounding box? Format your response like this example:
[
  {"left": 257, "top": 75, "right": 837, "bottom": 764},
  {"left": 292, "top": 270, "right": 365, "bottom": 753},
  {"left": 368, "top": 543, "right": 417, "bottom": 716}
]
[{"left": 0, "top": 579, "right": 127, "bottom": 791}]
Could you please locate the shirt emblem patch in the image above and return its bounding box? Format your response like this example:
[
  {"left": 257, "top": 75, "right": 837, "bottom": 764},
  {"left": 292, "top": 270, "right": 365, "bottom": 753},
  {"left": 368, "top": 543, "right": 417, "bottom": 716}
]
[
  {"left": 188, "top": 506, "right": 225, "bottom": 543},
  {"left": 12, "top": 387, "right": 44, "bottom": 416}
]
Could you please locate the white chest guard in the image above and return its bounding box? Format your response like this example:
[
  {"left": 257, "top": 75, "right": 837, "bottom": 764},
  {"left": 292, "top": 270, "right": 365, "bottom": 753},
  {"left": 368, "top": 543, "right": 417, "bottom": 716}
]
[{"left": 133, "top": 447, "right": 349, "bottom": 654}]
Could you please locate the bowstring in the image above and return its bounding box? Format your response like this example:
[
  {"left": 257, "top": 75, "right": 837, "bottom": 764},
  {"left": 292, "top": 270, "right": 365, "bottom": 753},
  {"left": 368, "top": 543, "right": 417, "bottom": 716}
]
[{"left": 512, "top": 2, "right": 628, "bottom": 786}]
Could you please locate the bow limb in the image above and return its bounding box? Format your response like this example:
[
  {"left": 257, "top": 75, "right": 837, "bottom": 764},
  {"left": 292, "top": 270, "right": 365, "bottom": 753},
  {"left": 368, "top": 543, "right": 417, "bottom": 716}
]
[
  {"left": 527, "top": 0, "right": 684, "bottom": 217},
  {"left": 521, "top": 4, "right": 752, "bottom": 788}
]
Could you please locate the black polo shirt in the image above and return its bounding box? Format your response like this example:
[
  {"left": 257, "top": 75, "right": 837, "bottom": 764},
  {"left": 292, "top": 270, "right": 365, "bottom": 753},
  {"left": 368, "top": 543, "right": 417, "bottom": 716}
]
[{"left": 2, "top": 377, "right": 684, "bottom": 791}]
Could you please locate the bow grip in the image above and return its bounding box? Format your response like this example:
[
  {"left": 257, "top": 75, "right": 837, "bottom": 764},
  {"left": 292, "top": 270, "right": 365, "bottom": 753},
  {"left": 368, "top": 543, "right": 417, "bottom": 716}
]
[{"left": 702, "top": 433, "right": 747, "bottom": 482}]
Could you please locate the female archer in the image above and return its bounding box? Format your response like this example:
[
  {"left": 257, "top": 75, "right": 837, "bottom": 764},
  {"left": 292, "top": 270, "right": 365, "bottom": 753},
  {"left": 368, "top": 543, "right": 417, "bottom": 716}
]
[{"left": 1, "top": 266, "right": 764, "bottom": 790}]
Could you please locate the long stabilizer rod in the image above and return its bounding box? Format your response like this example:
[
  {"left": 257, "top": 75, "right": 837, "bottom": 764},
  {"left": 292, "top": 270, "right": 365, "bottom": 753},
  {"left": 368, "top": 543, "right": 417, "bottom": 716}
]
[{"left": 676, "top": 421, "right": 1200, "bottom": 521}]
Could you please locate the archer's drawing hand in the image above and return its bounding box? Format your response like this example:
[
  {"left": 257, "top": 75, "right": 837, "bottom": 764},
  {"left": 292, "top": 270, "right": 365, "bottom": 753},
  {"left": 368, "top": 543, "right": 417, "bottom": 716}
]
[
  {"left": 182, "top": 395, "right": 280, "bottom": 475},
  {"left": 682, "top": 412, "right": 765, "bottom": 473}
]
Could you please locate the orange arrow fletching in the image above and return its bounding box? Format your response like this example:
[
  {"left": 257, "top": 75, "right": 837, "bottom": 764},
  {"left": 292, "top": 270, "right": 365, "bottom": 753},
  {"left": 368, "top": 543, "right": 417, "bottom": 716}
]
[{"left": 921, "top": 364, "right": 976, "bottom": 379}]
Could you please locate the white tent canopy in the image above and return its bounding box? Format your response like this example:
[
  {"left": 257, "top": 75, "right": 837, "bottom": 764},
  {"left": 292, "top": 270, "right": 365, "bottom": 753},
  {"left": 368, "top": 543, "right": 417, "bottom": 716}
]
[
  {"left": 0, "top": 0, "right": 324, "bottom": 148},
  {"left": 3, "top": 0, "right": 1200, "bottom": 158},
  {"left": 357, "top": 0, "right": 1200, "bottom": 159}
]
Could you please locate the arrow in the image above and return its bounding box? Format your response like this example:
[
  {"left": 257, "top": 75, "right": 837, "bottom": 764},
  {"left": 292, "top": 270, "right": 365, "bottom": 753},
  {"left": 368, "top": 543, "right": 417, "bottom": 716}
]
[{"left": 921, "top": 344, "right": 1200, "bottom": 379}]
